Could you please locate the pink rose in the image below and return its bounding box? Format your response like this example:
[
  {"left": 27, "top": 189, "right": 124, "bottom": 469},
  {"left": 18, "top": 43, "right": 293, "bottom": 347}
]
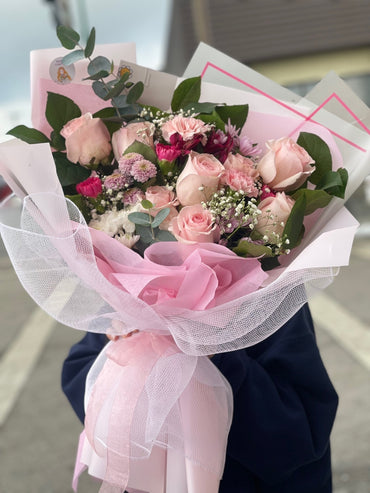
[
  {"left": 255, "top": 192, "right": 295, "bottom": 239},
  {"left": 161, "top": 115, "right": 212, "bottom": 144},
  {"left": 76, "top": 176, "right": 102, "bottom": 198},
  {"left": 112, "top": 122, "right": 155, "bottom": 160},
  {"left": 220, "top": 169, "right": 259, "bottom": 197},
  {"left": 176, "top": 151, "right": 224, "bottom": 206},
  {"left": 257, "top": 137, "right": 315, "bottom": 191},
  {"left": 169, "top": 204, "right": 220, "bottom": 244},
  {"left": 60, "top": 113, "right": 112, "bottom": 166},
  {"left": 145, "top": 186, "right": 179, "bottom": 230}
]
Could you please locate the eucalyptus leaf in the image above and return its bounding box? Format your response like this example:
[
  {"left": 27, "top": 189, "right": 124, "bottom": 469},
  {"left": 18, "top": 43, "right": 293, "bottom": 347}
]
[
  {"left": 6, "top": 125, "right": 50, "bottom": 144},
  {"left": 111, "top": 95, "right": 127, "bottom": 107},
  {"left": 135, "top": 225, "right": 154, "bottom": 244},
  {"left": 127, "top": 81, "right": 144, "bottom": 104},
  {"left": 88, "top": 56, "right": 112, "bottom": 77},
  {"left": 57, "top": 25, "right": 80, "bottom": 50},
  {"left": 103, "top": 72, "right": 131, "bottom": 100},
  {"left": 83, "top": 70, "right": 110, "bottom": 81},
  {"left": 53, "top": 152, "right": 90, "bottom": 186},
  {"left": 297, "top": 132, "right": 332, "bottom": 185},
  {"left": 62, "top": 49, "right": 85, "bottom": 66},
  {"left": 151, "top": 208, "right": 170, "bottom": 228},
  {"left": 127, "top": 211, "right": 152, "bottom": 226},
  {"left": 141, "top": 199, "right": 154, "bottom": 210},
  {"left": 118, "top": 104, "right": 142, "bottom": 119},
  {"left": 171, "top": 76, "right": 201, "bottom": 112},
  {"left": 46, "top": 92, "right": 81, "bottom": 132},
  {"left": 92, "top": 81, "right": 109, "bottom": 99},
  {"left": 155, "top": 229, "right": 176, "bottom": 242},
  {"left": 84, "top": 27, "right": 96, "bottom": 58}
]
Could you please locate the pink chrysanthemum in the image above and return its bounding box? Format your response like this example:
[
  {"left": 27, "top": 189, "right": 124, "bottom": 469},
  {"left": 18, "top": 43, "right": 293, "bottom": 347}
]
[
  {"left": 118, "top": 152, "right": 144, "bottom": 173},
  {"left": 104, "top": 172, "right": 131, "bottom": 190},
  {"left": 122, "top": 187, "right": 145, "bottom": 205},
  {"left": 131, "top": 159, "right": 157, "bottom": 183}
]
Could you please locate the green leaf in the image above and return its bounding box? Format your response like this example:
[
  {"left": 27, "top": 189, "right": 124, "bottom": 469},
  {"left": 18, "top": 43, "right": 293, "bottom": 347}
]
[
  {"left": 260, "top": 256, "right": 281, "bottom": 271},
  {"left": 6, "top": 125, "right": 50, "bottom": 144},
  {"left": 50, "top": 131, "right": 66, "bottom": 151},
  {"left": 155, "top": 229, "right": 176, "bottom": 242},
  {"left": 45, "top": 92, "right": 81, "bottom": 132},
  {"left": 141, "top": 199, "right": 154, "bottom": 210},
  {"left": 84, "top": 27, "right": 96, "bottom": 58},
  {"left": 117, "top": 104, "right": 142, "bottom": 119},
  {"left": 57, "top": 25, "right": 80, "bottom": 50},
  {"left": 197, "top": 110, "right": 225, "bottom": 130},
  {"left": 92, "top": 107, "right": 122, "bottom": 135},
  {"left": 315, "top": 168, "right": 348, "bottom": 199},
  {"left": 83, "top": 70, "right": 110, "bottom": 81},
  {"left": 297, "top": 132, "right": 332, "bottom": 186},
  {"left": 92, "top": 81, "right": 109, "bottom": 99},
  {"left": 282, "top": 193, "right": 306, "bottom": 249},
  {"left": 216, "top": 104, "right": 249, "bottom": 130},
  {"left": 171, "top": 76, "right": 201, "bottom": 112},
  {"left": 124, "top": 140, "right": 158, "bottom": 164},
  {"left": 183, "top": 102, "right": 217, "bottom": 114},
  {"left": 62, "top": 49, "right": 85, "bottom": 66},
  {"left": 103, "top": 72, "right": 131, "bottom": 100},
  {"left": 127, "top": 211, "right": 152, "bottom": 226},
  {"left": 135, "top": 224, "right": 154, "bottom": 243},
  {"left": 127, "top": 81, "right": 144, "bottom": 104},
  {"left": 291, "top": 188, "right": 332, "bottom": 215},
  {"left": 151, "top": 208, "right": 170, "bottom": 228},
  {"left": 233, "top": 240, "right": 274, "bottom": 258},
  {"left": 88, "top": 56, "right": 112, "bottom": 77},
  {"left": 65, "top": 194, "right": 90, "bottom": 220},
  {"left": 53, "top": 152, "right": 90, "bottom": 186}
]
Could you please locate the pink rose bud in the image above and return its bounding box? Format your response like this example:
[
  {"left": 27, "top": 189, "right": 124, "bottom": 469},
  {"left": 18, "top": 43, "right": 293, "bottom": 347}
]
[
  {"left": 255, "top": 192, "right": 295, "bottom": 240},
  {"left": 112, "top": 122, "right": 155, "bottom": 160},
  {"left": 169, "top": 204, "right": 220, "bottom": 244},
  {"left": 176, "top": 151, "right": 224, "bottom": 206},
  {"left": 61, "top": 113, "right": 112, "bottom": 166},
  {"left": 257, "top": 137, "right": 315, "bottom": 191},
  {"left": 76, "top": 176, "right": 102, "bottom": 198}
]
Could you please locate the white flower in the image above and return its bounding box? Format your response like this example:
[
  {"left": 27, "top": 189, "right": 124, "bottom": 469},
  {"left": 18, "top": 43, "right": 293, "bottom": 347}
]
[{"left": 88, "top": 203, "right": 141, "bottom": 237}]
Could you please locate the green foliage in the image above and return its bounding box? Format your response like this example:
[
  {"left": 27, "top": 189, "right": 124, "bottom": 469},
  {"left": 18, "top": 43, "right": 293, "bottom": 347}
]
[
  {"left": 88, "top": 56, "right": 112, "bottom": 78},
  {"left": 6, "top": 125, "right": 50, "bottom": 144},
  {"left": 171, "top": 76, "right": 201, "bottom": 112},
  {"left": 62, "top": 49, "right": 85, "bottom": 66},
  {"left": 282, "top": 193, "right": 306, "bottom": 249},
  {"left": 315, "top": 168, "right": 348, "bottom": 199},
  {"left": 297, "top": 132, "right": 332, "bottom": 185},
  {"left": 124, "top": 141, "right": 158, "bottom": 164},
  {"left": 57, "top": 25, "right": 80, "bottom": 49},
  {"left": 53, "top": 152, "right": 90, "bottom": 186},
  {"left": 291, "top": 188, "right": 333, "bottom": 215},
  {"left": 216, "top": 104, "right": 249, "bottom": 130},
  {"left": 233, "top": 240, "right": 273, "bottom": 258},
  {"left": 45, "top": 92, "right": 81, "bottom": 133},
  {"left": 84, "top": 27, "right": 96, "bottom": 58},
  {"left": 127, "top": 82, "right": 144, "bottom": 104}
]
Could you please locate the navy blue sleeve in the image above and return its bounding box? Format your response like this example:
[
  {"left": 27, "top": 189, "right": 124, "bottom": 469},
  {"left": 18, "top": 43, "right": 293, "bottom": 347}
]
[
  {"left": 212, "top": 304, "right": 338, "bottom": 490},
  {"left": 61, "top": 332, "right": 107, "bottom": 423}
]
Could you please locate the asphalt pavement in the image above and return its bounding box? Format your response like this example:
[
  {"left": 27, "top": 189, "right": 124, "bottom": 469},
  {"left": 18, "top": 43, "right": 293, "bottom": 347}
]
[{"left": 0, "top": 188, "right": 369, "bottom": 493}]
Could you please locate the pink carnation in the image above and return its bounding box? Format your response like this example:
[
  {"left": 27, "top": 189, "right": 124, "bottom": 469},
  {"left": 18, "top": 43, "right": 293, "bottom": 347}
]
[
  {"left": 221, "top": 169, "right": 259, "bottom": 197},
  {"left": 161, "top": 115, "right": 212, "bottom": 144},
  {"left": 155, "top": 142, "right": 182, "bottom": 161},
  {"left": 76, "top": 176, "right": 102, "bottom": 198}
]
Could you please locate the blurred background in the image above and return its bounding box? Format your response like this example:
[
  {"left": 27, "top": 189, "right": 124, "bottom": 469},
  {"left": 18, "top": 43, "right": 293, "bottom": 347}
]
[{"left": 0, "top": 1, "right": 369, "bottom": 492}]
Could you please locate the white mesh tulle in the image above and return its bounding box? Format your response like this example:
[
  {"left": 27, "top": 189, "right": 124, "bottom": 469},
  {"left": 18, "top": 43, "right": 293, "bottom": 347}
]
[{"left": 0, "top": 192, "right": 339, "bottom": 355}]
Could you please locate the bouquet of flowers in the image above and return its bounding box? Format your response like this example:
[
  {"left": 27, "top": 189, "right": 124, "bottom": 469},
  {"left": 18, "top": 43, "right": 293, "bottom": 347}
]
[{"left": 0, "top": 26, "right": 367, "bottom": 493}]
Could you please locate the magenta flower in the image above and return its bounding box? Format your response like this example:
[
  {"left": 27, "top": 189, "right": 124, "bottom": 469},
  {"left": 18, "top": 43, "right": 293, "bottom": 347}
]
[
  {"left": 76, "top": 176, "right": 102, "bottom": 197},
  {"left": 156, "top": 142, "right": 183, "bottom": 161}
]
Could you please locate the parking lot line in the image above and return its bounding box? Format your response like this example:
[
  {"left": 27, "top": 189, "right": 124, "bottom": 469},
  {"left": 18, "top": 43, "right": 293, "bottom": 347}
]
[
  {"left": 310, "top": 292, "right": 370, "bottom": 371},
  {"left": 0, "top": 307, "right": 55, "bottom": 426}
]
